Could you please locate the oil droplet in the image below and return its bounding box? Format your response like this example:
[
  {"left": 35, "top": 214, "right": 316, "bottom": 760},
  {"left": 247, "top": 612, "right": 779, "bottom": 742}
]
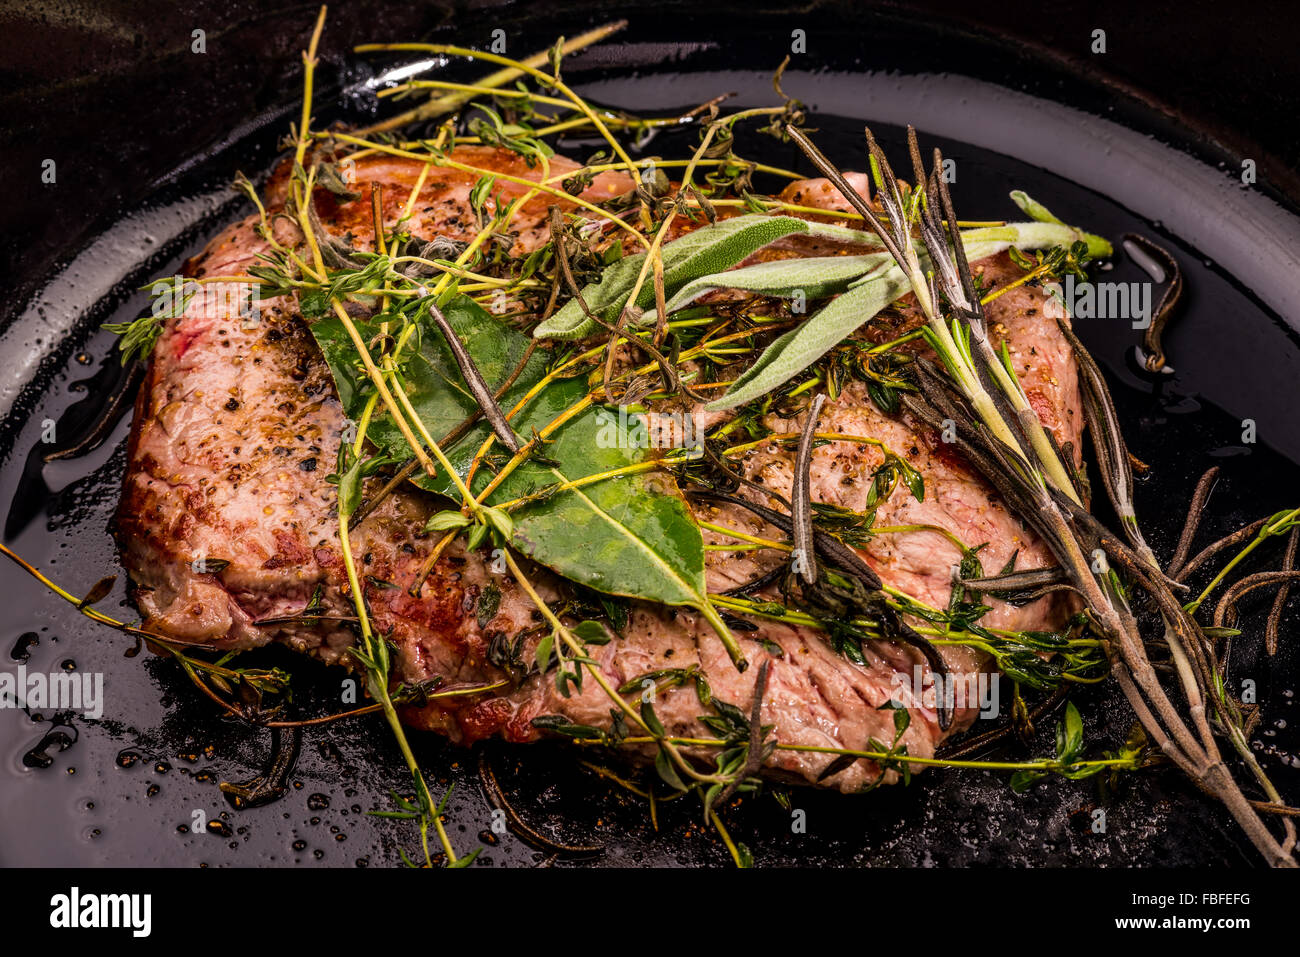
[
  {"left": 307, "top": 793, "right": 330, "bottom": 811},
  {"left": 23, "top": 728, "right": 75, "bottom": 769},
  {"left": 10, "top": 632, "right": 38, "bottom": 662}
]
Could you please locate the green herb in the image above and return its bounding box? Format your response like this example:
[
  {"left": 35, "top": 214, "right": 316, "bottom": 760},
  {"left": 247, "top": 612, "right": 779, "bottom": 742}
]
[
  {"left": 312, "top": 292, "right": 743, "bottom": 668},
  {"left": 704, "top": 212, "right": 1111, "bottom": 412},
  {"left": 104, "top": 277, "right": 198, "bottom": 365},
  {"left": 532, "top": 214, "right": 812, "bottom": 340},
  {"left": 1008, "top": 702, "right": 1133, "bottom": 792}
]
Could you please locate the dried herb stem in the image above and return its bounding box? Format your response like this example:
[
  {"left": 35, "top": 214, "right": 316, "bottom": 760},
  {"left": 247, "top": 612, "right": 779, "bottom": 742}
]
[{"left": 355, "top": 21, "right": 629, "bottom": 135}]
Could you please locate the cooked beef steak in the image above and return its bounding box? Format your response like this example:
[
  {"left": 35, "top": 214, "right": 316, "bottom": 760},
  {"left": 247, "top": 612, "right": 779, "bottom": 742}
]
[{"left": 117, "top": 147, "right": 1083, "bottom": 791}]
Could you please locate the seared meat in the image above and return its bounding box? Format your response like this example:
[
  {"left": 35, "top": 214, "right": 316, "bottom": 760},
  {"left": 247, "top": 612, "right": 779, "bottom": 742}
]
[{"left": 117, "top": 147, "right": 1082, "bottom": 792}]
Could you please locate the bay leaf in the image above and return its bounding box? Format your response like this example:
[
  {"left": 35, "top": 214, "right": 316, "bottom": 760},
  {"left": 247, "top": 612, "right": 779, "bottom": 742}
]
[{"left": 312, "top": 295, "right": 721, "bottom": 632}]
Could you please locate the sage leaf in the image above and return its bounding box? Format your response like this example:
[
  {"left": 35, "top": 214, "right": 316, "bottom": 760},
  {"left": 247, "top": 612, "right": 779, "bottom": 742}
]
[
  {"left": 707, "top": 260, "right": 906, "bottom": 411},
  {"left": 642, "top": 252, "right": 892, "bottom": 322},
  {"left": 801, "top": 221, "right": 888, "bottom": 247},
  {"left": 706, "top": 210, "right": 1113, "bottom": 411},
  {"left": 528, "top": 251, "right": 646, "bottom": 340},
  {"left": 533, "top": 214, "right": 810, "bottom": 340}
]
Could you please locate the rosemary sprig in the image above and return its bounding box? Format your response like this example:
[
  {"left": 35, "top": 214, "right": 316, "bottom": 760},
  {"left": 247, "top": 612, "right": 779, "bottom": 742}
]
[{"left": 838, "top": 130, "right": 1297, "bottom": 865}]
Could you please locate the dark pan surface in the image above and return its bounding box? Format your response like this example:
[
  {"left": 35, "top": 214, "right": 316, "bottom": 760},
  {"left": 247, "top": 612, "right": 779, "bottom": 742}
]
[{"left": 2, "top": 6, "right": 1298, "bottom": 867}]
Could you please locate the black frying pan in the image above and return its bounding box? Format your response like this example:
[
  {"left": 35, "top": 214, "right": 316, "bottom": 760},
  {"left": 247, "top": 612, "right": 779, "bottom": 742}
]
[{"left": 1, "top": 0, "right": 1298, "bottom": 868}]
